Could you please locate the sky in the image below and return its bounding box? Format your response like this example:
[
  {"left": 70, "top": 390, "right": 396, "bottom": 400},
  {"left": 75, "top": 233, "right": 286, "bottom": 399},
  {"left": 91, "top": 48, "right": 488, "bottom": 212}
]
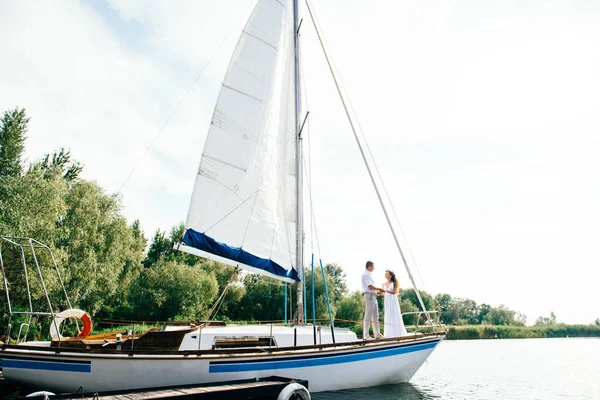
[{"left": 1, "top": 0, "right": 599, "bottom": 325}]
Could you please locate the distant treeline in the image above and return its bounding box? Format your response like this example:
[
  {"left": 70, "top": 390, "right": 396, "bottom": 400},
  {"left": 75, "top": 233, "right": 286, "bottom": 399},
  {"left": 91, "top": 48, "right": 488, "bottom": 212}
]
[
  {"left": 1, "top": 107, "right": 599, "bottom": 341},
  {"left": 447, "top": 324, "right": 600, "bottom": 340}
]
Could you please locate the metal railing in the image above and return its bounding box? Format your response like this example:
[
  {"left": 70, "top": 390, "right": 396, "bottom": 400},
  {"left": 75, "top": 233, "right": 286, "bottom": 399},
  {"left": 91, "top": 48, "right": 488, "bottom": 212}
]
[
  {"left": 401, "top": 310, "right": 443, "bottom": 333},
  {"left": 0, "top": 236, "right": 75, "bottom": 345}
]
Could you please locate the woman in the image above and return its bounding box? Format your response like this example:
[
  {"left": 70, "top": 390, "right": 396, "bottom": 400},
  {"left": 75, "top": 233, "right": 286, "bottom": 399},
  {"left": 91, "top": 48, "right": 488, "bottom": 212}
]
[{"left": 383, "top": 270, "right": 408, "bottom": 337}]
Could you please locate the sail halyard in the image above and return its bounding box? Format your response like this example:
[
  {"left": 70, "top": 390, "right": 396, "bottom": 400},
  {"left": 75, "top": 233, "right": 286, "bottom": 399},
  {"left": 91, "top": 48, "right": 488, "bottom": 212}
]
[{"left": 178, "top": 0, "right": 300, "bottom": 284}]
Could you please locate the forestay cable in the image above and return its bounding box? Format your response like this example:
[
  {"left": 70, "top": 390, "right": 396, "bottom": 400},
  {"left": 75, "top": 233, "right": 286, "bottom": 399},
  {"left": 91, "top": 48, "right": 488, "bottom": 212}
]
[{"left": 304, "top": 0, "right": 430, "bottom": 319}]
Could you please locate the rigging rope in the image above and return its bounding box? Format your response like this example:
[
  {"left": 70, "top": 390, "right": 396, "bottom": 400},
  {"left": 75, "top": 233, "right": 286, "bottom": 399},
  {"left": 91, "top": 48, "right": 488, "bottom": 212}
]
[
  {"left": 304, "top": 0, "right": 431, "bottom": 319},
  {"left": 300, "top": 126, "right": 335, "bottom": 332},
  {"left": 319, "top": 258, "right": 335, "bottom": 333},
  {"left": 114, "top": 0, "right": 256, "bottom": 195},
  {"left": 206, "top": 268, "right": 240, "bottom": 321},
  {"left": 311, "top": 253, "right": 315, "bottom": 326},
  {"left": 298, "top": 58, "right": 335, "bottom": 333},
  {"left": 284, "top": 281, "right": 287, "bottom": 323}
]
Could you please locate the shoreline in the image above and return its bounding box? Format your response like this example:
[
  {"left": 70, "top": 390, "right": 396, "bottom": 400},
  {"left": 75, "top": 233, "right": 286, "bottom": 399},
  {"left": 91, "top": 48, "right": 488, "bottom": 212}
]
[{"left": 445, "top": 323, "right": 600, "bottom": 340}]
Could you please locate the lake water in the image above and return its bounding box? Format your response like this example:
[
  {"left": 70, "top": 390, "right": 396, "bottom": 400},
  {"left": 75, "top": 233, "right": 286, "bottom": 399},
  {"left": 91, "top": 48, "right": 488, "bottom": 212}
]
[{"left": 314, "top": 338, "right": 600, "bottom": 400}]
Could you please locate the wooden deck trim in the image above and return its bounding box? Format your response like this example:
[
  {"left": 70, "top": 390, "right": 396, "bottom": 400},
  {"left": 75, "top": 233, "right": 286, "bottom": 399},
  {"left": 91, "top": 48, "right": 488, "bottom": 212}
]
[{"left": 1, "top": 330, "right": 446, "bottom": 361}]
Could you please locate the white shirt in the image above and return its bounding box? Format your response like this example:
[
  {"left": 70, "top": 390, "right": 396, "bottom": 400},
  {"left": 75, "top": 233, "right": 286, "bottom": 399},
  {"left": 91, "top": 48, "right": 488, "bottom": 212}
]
[{"left": 361, "top": 270, "right": 376, "bottom": 293}]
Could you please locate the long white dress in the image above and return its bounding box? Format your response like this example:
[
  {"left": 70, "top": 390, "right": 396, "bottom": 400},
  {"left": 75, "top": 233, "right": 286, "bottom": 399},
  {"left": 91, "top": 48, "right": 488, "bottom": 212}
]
[{"left": 383, "top": 281, "right": 408, "bottom": 337}]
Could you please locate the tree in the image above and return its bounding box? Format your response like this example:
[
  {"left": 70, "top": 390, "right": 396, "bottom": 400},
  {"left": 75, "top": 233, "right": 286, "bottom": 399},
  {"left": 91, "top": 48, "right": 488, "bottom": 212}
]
[
  {"left": 595, "top": 318, "right": 600, "bottom": 326},
  {"left": 302, "top": 266, "right": 337, "bottom": 322},
  {"left": 323, "top": 263, "right": 347, "bottom": 301},
  {"left": 535, "top": 312, "right": 557, "bottom": 326},
  {"left": 441, "top": 298, "right": 478, "bottom": 325},
  {"left": 0, "top": 107, "right": 29, "bottom": 178},
  {"left": 144, "top": 229, "right": 173, "bottom": 268},
  {"left": 54, "top": 180, "right": 147, "bottom": 315},
  {"left": 197, "top": 260, "right": 245, "bottom": 320},
  {"left": 143, "top": 223, "right": 198, "bottom": 268},
  {"left": 227, "top": 276, "right": 287, "bottom": 322},
  {"left": 104, "top": 219, "right": 147, "bottom": 318},
  {"left": 401, "top": 288, "right": 434, "bottom": 311},
  {"left": 484, "top": 305, "right": 518, "bottom": 326},
  {"left": 477, "top": 303, "right": 491, "bottom": 324},
  {"left": 128, "top": 260, "right": 218, "bottom": 320},
  {"left": 514, "top": 312, "right": 527, "bottom": 326},
  {"left": 399, "top": 298, "right": 419, "bottom": 327},
  {"left": 0, "top": 162, "right": 68, "bottom": 241},
  {"left": 434, "top": 293, "right": 453, "bottom": 324},
  {"left": 0, "top": 142, "right": 148, "bottom": 331},
  {"left": 335, "top": 291, "right": 363, "bottom": 326},
  {"left": 32, "top": 148, "right": 83, "bottom": 181}
]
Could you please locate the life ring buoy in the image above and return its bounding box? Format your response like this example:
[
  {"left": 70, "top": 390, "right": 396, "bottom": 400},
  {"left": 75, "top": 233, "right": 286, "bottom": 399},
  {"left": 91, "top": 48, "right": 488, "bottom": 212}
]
[
  {"left": 26, "top": 391, "right": 55, "bottom": 399},
  {"left": 49, "top": 309, "right": 93, "bottom": 339},
  {"left": 277, "top": 383, "right": 311, "bottom": 400}
]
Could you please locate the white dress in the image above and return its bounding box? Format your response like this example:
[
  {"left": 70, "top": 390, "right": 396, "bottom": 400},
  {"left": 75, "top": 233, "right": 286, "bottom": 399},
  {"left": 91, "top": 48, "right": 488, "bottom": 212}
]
[{"left": 383, "top": 282, "right": 408, "bottom": 337}]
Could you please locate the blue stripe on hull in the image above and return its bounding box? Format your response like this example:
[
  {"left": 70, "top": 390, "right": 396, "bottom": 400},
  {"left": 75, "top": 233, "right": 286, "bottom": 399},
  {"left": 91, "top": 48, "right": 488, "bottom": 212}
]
[
  {"left": 1, "top": 359, "right": 91, "bottom": 373},
  {"left": 209, "top": 341, "right": 438, "bottom": 373}
]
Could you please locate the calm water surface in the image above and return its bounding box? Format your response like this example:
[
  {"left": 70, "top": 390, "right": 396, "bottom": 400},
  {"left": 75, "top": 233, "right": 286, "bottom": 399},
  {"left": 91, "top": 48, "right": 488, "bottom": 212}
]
[
  {"left": 3, "top": 338, "right": 598, "bottom": 399},
  {"left": 314, "top": 338, "right": 600, "bottom": 400}
]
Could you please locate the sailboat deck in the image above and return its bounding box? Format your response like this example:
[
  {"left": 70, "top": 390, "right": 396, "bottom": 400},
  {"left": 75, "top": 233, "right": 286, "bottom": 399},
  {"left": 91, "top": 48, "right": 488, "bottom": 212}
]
[{"left": 3, "top": 330, "right": 446, "bottom": 358}]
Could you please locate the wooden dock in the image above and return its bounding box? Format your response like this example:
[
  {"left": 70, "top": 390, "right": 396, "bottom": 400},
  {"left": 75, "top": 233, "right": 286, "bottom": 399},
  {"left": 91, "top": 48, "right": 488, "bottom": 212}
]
[
  {"left": 1, "top": 369, "right": 21, "bottom": 400},
  {"left": 19, "top": 377, "right": 309, "bottom": 400}
]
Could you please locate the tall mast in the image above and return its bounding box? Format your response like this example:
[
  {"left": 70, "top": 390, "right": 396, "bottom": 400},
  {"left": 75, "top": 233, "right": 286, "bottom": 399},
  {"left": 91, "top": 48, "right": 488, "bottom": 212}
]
[{"left": 293, "top": 0, "right": 304, "bottom": 324}]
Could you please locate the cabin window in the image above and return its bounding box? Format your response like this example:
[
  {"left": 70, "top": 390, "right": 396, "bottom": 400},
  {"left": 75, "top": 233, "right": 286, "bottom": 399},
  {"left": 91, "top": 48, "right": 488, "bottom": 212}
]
[{"left": 212, "top": 336, "right": 276, "bottom": 349}]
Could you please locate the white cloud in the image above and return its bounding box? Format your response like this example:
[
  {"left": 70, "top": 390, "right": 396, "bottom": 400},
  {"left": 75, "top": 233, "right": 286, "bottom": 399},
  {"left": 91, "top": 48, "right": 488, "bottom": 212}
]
[{"left": 0, "top": 0, "right": 244, "bottom": 237}]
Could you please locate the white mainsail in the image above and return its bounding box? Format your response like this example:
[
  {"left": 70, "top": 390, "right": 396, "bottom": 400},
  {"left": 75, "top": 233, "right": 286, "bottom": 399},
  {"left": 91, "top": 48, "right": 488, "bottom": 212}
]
[{"left": 178, "top": 0, "right": 299, "bottom": 282}]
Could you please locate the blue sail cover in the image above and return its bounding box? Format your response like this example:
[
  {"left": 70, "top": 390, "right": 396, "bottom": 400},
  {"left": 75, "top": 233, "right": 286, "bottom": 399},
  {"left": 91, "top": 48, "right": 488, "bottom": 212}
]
[{"left": 183, "top": 229, "right": 300, "bottom": 282}]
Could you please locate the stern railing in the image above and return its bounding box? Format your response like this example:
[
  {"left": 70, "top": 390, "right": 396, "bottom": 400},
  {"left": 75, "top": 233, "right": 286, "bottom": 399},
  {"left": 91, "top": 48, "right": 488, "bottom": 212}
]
[{"left": 0, "top": 236, "right": 75, "bottom": 345}]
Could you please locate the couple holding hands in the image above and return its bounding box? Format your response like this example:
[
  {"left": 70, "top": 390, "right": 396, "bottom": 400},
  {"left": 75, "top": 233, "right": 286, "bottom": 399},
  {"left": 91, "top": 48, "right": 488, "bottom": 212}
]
[{"left": 361, "top": 260, "right": 408, "bottom": 339}]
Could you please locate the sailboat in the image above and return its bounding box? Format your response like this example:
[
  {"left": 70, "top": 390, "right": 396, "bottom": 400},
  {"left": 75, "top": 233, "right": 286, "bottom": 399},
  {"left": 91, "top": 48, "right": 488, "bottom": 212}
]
[{"left": 0, "top": 0, "right": 445, "bottom": 394}]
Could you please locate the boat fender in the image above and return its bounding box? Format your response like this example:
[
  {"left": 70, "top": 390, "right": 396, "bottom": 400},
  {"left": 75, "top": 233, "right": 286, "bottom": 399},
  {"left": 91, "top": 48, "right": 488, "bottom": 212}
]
[
  {"left": 49, "top": 308, "right": 93, "bottom": 339},
  {"left": 277, "top": 383, "right": 310, "bottom": 400},
  {"left": 26, "top": 391, "right": 55, "bottom": 399}
]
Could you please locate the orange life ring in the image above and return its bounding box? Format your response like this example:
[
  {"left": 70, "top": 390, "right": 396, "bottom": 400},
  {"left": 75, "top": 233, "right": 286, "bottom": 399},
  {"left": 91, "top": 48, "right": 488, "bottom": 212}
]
[
  {"left": 77, "top": 311, "right": 93, "bottom": 337},
  {"left": 49, "top": 309, "right": 93, "bottom": 339}
]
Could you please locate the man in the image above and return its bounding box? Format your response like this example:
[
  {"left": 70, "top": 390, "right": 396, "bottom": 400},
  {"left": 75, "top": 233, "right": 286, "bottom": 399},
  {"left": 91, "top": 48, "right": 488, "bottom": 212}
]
[{"left": 361, "top": 260, "right": 384, "bottom": 339}]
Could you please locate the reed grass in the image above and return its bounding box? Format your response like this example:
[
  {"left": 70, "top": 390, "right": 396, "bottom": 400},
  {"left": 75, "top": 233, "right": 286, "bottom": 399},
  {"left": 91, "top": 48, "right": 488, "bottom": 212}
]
[{"left": 447, "top": 324, "right": 600, "bottom": 340}]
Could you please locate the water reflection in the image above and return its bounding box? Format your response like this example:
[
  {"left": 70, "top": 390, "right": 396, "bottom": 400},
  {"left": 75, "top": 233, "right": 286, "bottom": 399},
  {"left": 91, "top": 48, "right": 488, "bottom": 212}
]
[{"left": 313, "top": 382, "right": 438, "bottom": 400}]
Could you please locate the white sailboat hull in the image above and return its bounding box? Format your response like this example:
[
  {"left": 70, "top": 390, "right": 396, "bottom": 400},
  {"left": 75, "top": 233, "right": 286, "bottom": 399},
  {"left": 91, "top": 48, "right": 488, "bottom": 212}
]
[{"left": 0, "top": 334, "right": 443, "bottom": 393}]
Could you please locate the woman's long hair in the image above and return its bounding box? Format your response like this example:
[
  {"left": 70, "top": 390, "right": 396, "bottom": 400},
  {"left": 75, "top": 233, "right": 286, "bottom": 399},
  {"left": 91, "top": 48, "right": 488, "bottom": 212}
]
[{"left": 386, "top": 270, "right": 397, "bottom": 284}]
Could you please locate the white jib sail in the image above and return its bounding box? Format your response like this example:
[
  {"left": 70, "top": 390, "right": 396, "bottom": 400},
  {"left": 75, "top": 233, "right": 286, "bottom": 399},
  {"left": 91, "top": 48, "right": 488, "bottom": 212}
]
[{"left": 179, "top": 0, "right": 298, "bottom": 283}]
